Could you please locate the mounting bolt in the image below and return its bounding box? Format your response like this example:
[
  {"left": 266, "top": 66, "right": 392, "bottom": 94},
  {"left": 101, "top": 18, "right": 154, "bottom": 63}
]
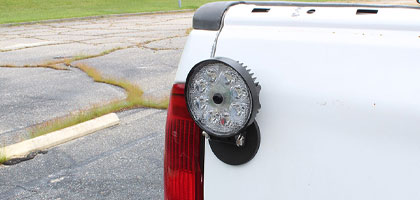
[{"left": 235, "top": 134, "right": 245, "bottom": 147}]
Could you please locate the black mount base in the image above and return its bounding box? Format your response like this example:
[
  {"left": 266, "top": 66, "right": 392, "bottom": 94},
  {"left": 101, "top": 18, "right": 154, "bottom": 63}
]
[{"left": 209, "top": 122, "right": 261, "bottom": 165}]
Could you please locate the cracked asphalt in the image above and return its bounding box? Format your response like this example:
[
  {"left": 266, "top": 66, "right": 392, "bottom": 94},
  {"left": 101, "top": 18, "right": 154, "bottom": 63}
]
[{"left": 0, "top": 11, "right": 193, "bottom": 199}]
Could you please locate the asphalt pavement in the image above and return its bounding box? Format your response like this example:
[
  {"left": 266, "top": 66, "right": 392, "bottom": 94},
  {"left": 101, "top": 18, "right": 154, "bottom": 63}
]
[
  {"left": 0, "top": 11, "right": 193, "bottom": 199},
  {"left": 0, "top": 108, "right": 166, "bottom": 199}
]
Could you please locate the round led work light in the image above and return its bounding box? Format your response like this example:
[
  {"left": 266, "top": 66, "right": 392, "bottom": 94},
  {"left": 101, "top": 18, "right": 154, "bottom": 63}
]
[{"left": 185, "top": 57, "right": 261, "bottom": 138}]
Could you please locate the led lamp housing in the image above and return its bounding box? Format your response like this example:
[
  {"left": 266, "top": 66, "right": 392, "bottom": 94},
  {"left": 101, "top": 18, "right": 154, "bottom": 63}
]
[{"left": 185, "top": 57, "right": 261, "bottom": 138}]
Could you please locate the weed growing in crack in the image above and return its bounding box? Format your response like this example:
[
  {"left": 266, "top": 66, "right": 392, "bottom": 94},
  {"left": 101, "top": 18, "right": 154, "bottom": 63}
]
[
  {"left": 0, "top": 62, "right": 68, "bottom": 70},
  {"left": 65, "top": 47, "right": 128, "bottom": 64},
  {"left": 28, "top": 100, "right": 124, "bottom": 138},
  {"left": 1, "top": 35, "right": 187, "bottom": 139},
  {"left": 28, "top": 63, "right": 169, "bottom": 138},
  {"left": 0, "top": 150, "right": 6, "bottom": 164},
  {"left": 74, "top": 63, "right": 169, "bottom": 109}
]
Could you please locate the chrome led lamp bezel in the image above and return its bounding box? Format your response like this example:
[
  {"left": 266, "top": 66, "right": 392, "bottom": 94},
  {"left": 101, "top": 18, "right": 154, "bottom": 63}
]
[{"left": 185, "top": 57, "right": 261, "bottom": 138}]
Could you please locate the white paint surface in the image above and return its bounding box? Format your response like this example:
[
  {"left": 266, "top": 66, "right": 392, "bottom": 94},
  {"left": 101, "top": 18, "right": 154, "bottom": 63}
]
[{"left": 175, "top": 30, "right": 218, "bottom": 82}]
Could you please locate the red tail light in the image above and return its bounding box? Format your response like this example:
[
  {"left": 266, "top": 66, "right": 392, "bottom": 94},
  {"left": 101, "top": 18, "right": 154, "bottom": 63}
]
[{"left": 164, "top": 83, "right": 204, "bottom": 200}]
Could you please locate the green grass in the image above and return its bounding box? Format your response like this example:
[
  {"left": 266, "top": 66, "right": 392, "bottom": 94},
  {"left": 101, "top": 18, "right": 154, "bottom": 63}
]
[
  {"left": 28, "top": 63, "right": 169, "bottom": 138},
  {"left": 0, "top": 0, "right": 347, "bottom": 24},
  {"left": 0, "top": 150, "right": 6, "bottom": 164},
  {"left": 0, "top": 59, "right": 169, "bottom": 153},
  {"left": 1, "top": 37, "right": 181, "bottom": 139},
  {"left": 0, "top": 62, "right": 68, "bottom": 70},
  {"left": 0, "top": 0, "right": 204, "bottom": 24}
]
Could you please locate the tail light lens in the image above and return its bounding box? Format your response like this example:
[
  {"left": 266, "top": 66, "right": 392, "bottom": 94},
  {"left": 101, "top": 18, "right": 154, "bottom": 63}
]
[{"left": 164, "top": 83, "right": 204, "bottom": 200}]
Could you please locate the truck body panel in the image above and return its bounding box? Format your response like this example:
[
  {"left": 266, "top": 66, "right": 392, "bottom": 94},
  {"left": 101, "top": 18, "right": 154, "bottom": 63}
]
[{"left": 172, "top": 2, "right": 420, "bottom": 200}]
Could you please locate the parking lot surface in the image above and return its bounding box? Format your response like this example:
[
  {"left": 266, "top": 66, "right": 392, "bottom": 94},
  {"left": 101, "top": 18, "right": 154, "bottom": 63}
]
[{"left": 0, "top": 11, "right": 193, "bottom": 199}]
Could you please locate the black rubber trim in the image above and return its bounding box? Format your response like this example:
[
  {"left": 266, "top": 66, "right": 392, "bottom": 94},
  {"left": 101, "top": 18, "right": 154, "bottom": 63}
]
[
  {"left": 192, "top": 1, "right": 420, "bottom": 31},
  {"left": 193, "top": 1, "right": 243, "bottom": 30}
]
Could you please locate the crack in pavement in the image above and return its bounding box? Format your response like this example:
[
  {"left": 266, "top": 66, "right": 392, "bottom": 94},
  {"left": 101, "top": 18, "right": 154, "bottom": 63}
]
[
  {"left": 0, "top": 31, "right": 187, "bottom": 52},
  {"left": 1, "top": 33, "right": 187, "bottom": 69},
  {"left": 0, "top": 110, "right": 165, "bottom": 198},
  {"left": 0, "top": 33, "right": 187, "bottom": 137},
  {"left": 0, "top": 63, "right": 68, "bottom": 70},
  {"left": 0, "top": 12, "right": 191, "bottom": 160}
]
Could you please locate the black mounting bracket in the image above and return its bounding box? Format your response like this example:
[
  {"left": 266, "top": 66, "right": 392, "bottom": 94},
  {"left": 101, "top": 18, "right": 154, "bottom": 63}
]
[{"left": 208, "top": 121, "right": 261, "bottom": 165}]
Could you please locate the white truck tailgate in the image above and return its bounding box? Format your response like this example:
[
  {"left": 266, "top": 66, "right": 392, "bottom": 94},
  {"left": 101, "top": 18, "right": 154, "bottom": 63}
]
[{"left": 202, "top": 4, "right": 420, "bottom": 200}]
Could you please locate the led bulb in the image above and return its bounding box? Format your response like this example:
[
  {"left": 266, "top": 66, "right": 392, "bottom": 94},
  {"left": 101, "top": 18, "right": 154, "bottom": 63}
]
[
  {"left": 230, "top": 102, "right": 247, "bottom": 116},
  {"left": 206, "top": 67, "right": 218, "bottom": 82},
  {"left": 193, "top": 96, "right": 208, "bottom": 110},
  {"left": 223, "top": 70, "right": 237, "bottom": 85},
  {"left": 193, "top": 78, "right": 207, "bottom": 93},
  {"left": 231, "top": 85, "right": 248, "bottom": 100}
]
